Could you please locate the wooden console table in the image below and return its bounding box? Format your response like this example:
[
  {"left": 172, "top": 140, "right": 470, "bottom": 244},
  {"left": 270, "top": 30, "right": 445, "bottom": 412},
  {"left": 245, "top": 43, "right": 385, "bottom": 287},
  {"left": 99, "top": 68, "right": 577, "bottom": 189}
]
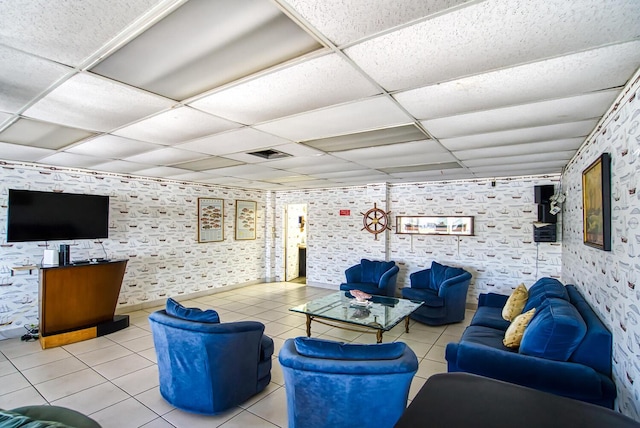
[{"left": 39, "top": 259, "right": 129, "bottom": 349}]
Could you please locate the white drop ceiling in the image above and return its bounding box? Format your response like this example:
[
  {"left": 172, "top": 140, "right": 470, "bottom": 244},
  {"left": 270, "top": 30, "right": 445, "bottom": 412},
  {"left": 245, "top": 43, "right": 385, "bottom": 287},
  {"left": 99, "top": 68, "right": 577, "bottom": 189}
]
[{"left": 1, "top": 0, "right": 639, "bottom": 190}]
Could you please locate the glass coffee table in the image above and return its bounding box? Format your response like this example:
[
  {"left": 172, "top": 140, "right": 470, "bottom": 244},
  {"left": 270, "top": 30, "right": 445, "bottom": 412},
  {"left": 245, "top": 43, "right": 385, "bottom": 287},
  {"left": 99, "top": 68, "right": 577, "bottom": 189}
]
[{"left": 290, "top": 291, "right": 424, "bottom": 343}]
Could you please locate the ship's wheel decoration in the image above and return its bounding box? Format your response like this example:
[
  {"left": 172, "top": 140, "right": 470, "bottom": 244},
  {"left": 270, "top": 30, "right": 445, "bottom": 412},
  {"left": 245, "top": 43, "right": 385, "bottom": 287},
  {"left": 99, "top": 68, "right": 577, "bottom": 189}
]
[{"left": 361, "top": 203, "right": 391, "bottom": 240}]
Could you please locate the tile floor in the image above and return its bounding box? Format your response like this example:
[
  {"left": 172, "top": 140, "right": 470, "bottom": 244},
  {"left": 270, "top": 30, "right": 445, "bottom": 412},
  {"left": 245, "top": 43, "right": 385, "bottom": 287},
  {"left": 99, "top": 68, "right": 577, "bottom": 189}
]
[{"left": 0, "top": 282, "right": 473, "bottom": 427}]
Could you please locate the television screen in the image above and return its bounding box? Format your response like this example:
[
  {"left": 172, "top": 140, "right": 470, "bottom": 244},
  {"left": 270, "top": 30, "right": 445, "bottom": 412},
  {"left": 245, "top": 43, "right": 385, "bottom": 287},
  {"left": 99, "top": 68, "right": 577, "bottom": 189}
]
[{"left": 7, "top": 189, "right": 109, "bottom": 242}]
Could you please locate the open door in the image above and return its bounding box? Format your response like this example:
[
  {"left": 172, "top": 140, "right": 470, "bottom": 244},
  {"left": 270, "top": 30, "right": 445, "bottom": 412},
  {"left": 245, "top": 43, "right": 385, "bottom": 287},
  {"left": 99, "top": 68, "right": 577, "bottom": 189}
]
[{"left": 285, "top": 203, "right": 307, "bottom": 283}]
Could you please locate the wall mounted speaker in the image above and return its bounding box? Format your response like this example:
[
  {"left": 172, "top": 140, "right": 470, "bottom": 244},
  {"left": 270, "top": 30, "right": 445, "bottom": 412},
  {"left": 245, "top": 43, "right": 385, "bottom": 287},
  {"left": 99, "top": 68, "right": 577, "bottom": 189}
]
[{"left": 534, "top": 185, "right": 555, "bottom": 204}]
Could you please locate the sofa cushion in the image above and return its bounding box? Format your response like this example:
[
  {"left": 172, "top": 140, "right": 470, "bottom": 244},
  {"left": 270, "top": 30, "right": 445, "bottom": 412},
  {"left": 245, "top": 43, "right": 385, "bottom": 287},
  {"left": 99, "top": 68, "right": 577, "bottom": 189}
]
[
  {"left": 502, "top": 283, "right": 528, "bottom": 321},
  {"left": 166, "top": 298, "right": 220, "bottom": 323},
  {"left": 523, "top": 278, "right": 568, "bottom": 312},
  {"left": 503, "top": 308, "right": 536, "bottom": 349},
  {"left": 401, "top": 287, "right": 444, "bottom": 308},
  {"left": 459, "top": 325, "right": 511, "bottom": 350},
  {"left": 294, "top": 337, "right": 405, "bottom": 360},
  {"left": 470, "top": 306, "right": 511, "bottom": 331},
  {"left": 361, "top": 259, "right": 395, "bottom": 284},
  {"left": 520, "top": 298, "right": 587, "bottom": 361}
]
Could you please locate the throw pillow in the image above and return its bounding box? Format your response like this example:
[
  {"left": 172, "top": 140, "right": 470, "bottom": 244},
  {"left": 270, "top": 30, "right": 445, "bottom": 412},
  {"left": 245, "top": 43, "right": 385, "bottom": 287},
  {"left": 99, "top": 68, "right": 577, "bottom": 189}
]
[
  {"left": 502, "top": 283, "right": 529, "bottom": 321},
  {"left": 166, "top": 298, "right": 220, "bottom": 323},
  {"left": 294, "top": 337, "right": 405, "bottom": 360},
  {"left": 503, "top": 308, "right": 536, "bottom": 349}
]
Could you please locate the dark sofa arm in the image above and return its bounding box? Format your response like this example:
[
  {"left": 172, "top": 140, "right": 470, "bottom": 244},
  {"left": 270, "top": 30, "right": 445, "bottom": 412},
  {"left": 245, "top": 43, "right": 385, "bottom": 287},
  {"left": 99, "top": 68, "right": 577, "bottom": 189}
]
[
  {"left": 446, "top": 341, "right": 616, "bottom": 406},
  {"left": 478, "top": 292, "right": 509, "bottom": 308},
  {"left": 345, "top": 264, "right": 362, "bottom": 283},
  {"left": 409, "top": 269, "right": 431, "bottom": 289},
  {"left": 438, "top": 272, "right": 471, "bottom": 298},
  {"left": 379, "top": 265, "right": 400, "bottom": 297}
]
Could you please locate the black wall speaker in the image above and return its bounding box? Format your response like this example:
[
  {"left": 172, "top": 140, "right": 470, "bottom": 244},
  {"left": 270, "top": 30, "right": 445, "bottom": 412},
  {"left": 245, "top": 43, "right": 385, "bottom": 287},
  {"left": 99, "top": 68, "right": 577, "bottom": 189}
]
[
  {"left": 59, "top": 244, "right": 70, "bottom": 265},
  {"left": 534, "top": 185, "right": 555, "bottom": 204},
  {"left": 538, "top": 204, "right": 557, "bottom": 224}
]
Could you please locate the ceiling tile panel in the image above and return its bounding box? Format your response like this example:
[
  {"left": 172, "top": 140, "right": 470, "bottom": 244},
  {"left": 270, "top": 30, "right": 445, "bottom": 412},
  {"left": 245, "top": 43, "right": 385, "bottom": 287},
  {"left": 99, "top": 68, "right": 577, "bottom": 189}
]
[
  {"left": 0, "top": 112, "right": 12, "bottom": 127},
  {"left": 66, "top": 135, "right": 163, "bottom": 158},
  {"left": 130, "top": 166, "right": 193, "bottom": 178},
  {"left": 440, "top": 119, "right": 599, "bottom": 151},
  {"left": 388, "top": 170, "right": 474, "bottom": 181},
  {"left": 0, "top": 118, "right": 95, "bottom": 150},
  {"left": 89, "top": 160, "right": 157, "bottom": 174},
  {"left": 91, "top": 0, "right": 322, "bottom": 100},
  {"left": 0, "top": 46, "right": 74, "bottom": 113},
  {"left": 422, "top": 90, "right": 619, "bottom": 139},
  {"left": 394, "top": 41, "right": 640, "bottom": 119},
  {"left": 454, "top": 138, "right": 585, "bottom": 160},
  {"left": 178, "top": 127, "right": 290, "bottom": 156},
  {"left": 0, "top": 0, "right": 163, "bottom": 66},
  {"left": 23, "top": 73, "right": 175, "bottom": 132},
  {"left": 255, "top": 96, "right": 412, "bottom": 141},
  {"left": 37, "top": 152, "right": 104, "bottom": 168},
  {"left": 462, "top": 151, "right": 575, "bottom": 168},
  {"left": 311, "top": 169, "right": 382, "bottom": 179},
  {"left": 190, "top": 53, "right": 380, "bottom": 124},
  {"left": 113, "top": 106, "right": 241, "bottom": 145},
  {"left": 283, "top": 0, "right": 471, "bottom": 46},
  {"left": 124, "top": 147, "right": 206, "bottom": 165},
  {"left": 303, "top": 124, "right": 428, "bottom": 152},
  {"left": 345, "top": 0, "right": 640, "bottom": 91},
  {"left": 332, "top": 140, "right": 452, "bottom": 168},
  {"left": 469, "top": 160, "right": 569, "bottom": 175},
  {"left": 172, "top": 157, "right": 243, "bottom": 172},
  {"left": 0, "top": 142, "right": 54, "bottom": 161}
]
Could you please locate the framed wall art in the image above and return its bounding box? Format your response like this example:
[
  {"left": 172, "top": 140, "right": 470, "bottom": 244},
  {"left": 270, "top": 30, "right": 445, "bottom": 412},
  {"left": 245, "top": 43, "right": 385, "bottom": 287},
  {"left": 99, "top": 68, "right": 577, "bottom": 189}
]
[
  {"left": 235, "top": 200, "right": 257, "bottom": 240},
  {"left": 582, "top": 152, "right": 611, "bottom": 251},
  {"left": 396, "top": 216, "right": 474, "bottom": 236},
  {"left": 197, "top": 198, "right": 224, "bottom": 243}
]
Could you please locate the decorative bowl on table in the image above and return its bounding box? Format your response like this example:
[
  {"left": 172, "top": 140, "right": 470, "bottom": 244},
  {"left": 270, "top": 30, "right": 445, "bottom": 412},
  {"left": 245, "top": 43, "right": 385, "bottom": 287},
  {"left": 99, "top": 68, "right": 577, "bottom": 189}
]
[{"left": 350, "top": 290, "right": 372, "bottom": 302}]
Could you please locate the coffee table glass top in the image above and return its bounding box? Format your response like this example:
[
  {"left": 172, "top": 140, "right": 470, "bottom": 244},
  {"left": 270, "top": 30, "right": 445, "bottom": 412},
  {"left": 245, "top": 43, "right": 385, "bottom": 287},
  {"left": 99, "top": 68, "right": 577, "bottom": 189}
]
[{"left": 290, "top": 291, "right": 423, "bottom": 332}]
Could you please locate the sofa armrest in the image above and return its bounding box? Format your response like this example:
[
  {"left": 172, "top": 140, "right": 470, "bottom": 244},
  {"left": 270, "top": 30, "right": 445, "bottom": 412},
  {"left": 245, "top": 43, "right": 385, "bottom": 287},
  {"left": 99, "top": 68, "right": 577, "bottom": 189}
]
[
  {"left": 345, "top": 264, "right": 362, "bottom": 283},
  {"left": 409, "top": 269, "right": 431, "bottom": 289},
  {"left": 379, "top": 266, "right": 400, "bottom": 296},
  {"left": 445, "top": 341, "right": 615, "bottom": 402},
  {"left": 438, "top": 272, "right": 471, "bottom": 298},
  {"left": 478, "top": 293, "right": 509, "bottom": 308}
]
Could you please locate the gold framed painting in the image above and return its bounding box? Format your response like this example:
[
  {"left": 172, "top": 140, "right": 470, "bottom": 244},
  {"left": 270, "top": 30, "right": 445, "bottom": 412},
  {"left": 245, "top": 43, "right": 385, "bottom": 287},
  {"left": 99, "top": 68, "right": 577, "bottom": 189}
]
[
  {"left": 197, "top": 198, "right": 224, "bottom": 243},
  {"left": 235, "top": 200, "right": 257, "bottom": 240},
  {"left": 582, "top": 153, "right": 611, "bottom": 251}
]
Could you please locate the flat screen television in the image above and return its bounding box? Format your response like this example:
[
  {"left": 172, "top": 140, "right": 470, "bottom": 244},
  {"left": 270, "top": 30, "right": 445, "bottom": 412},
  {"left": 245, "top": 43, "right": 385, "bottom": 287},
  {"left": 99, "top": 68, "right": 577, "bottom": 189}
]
[{"left": 7, "top": 189, "right": 109, "bottom": 242}]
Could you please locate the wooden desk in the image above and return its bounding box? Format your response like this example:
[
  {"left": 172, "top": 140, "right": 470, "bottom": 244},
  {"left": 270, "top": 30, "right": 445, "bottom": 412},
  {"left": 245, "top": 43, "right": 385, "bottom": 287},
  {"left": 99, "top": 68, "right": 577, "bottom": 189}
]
[{"left": 39, "top": 259, "right": 128, "bottom": 348}]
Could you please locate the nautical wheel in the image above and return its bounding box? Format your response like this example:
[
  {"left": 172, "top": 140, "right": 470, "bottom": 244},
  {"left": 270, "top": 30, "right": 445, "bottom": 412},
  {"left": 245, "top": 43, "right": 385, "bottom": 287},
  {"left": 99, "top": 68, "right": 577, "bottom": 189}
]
[{"left": 361, "top": 203, "right": 391, "bottom": 240}]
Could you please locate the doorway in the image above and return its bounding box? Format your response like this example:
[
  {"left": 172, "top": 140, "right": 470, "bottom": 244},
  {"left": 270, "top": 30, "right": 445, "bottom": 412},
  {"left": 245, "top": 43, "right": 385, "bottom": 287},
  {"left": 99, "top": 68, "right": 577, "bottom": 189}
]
[{"left": 285, "top": 203, "right": 307, "bottom": 283}]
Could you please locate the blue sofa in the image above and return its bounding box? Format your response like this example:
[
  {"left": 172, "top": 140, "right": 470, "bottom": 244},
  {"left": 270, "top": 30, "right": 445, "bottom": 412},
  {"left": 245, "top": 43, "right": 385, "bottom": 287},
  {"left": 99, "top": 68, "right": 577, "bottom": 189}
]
[
  {"left": 149, "top": 299, "right": 274, "bottom": 415},
  {"left": 339, "top": 259, "right": 399, "bottom": 297},
  {"left": 279, "top": 337, "right": 418, "bottom": 428},
  {"left": 401, "top": 261, "right": 472, "bottom": 325},
  {"left": 445, "top": 278, "right": 616, "bottom": 408}
]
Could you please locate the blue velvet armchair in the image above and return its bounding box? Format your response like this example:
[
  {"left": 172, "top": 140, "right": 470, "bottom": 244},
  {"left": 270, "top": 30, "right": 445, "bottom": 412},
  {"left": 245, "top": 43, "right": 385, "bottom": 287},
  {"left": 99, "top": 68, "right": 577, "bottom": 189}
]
[
  {"left": 279, "top": 337, "right": 418, "bottom": 428},
  {"left": 149, "top": 306, "right": 273, "bottom": 415},
  {"left": 401, "top": 261, "right": 472, "bottom": 325},
  {"left": 339, "top": 258, "right": 400, "bottom": 296}
]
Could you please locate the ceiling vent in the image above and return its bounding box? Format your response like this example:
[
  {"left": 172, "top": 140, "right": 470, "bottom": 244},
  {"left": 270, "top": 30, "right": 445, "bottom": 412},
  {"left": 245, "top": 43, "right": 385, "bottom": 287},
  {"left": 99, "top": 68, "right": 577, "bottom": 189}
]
[{"left": 247, "top": 149, "right": 292, "bottom": 160}]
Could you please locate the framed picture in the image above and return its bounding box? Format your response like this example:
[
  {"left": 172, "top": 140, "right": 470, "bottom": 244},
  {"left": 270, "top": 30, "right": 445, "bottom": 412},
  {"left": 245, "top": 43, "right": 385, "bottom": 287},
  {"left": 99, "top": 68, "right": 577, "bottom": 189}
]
[
  {"left": 582, "top": 153, "right": 611, "bottom": 251},
  {"left": 235, "top": 200, "right": 257, "bottom": 240},
  {"left": 396, "top": 216, "right": 474, "bottom": 236},
  {"left": 197, "top": 198, "right": 224, "bottom": 243}
]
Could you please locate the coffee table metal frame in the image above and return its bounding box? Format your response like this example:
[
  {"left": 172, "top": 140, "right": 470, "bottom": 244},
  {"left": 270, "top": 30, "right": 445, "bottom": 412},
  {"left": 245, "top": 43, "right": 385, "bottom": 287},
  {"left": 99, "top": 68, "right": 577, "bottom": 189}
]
[{"left": 290, "top": 292, "right": 424, "bottom": 343}]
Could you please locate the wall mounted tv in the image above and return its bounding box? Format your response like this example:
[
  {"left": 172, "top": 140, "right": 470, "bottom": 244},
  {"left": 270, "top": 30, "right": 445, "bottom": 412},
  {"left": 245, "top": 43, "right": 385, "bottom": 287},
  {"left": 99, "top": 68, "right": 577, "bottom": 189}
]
[{"left": 7, "top": 189, "right": 109, "bottom": 242}]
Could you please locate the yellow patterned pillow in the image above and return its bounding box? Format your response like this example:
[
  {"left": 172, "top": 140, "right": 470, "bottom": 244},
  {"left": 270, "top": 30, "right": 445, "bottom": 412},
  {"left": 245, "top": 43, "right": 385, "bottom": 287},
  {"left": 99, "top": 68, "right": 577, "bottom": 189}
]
[
  {"left": 503, "top": 308, "right": 536, "bottom": 349},
  {"left": 502, "top": 283, "right": 529, "bottom": 321}
]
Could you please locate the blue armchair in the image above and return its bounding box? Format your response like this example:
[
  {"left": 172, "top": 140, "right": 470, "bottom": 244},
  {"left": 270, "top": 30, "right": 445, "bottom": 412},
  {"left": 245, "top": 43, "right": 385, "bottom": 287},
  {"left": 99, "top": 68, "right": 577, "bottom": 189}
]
[
  {"left": 149, "top": 303, "right": 273, "bottom": 415},
  {"left": 339, "top": 258, "right": 400, "bottom": 296},
  {"left": 401, "top": 261, "right": 472, "bottom": 325},
  {"left": 279, "top": 337, "right": 418, "bottom": 428}
]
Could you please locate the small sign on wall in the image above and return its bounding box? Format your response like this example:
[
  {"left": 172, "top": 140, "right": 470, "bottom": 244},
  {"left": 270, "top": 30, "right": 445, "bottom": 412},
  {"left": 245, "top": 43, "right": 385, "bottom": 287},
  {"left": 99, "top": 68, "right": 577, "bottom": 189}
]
[{"left": 339, "top": 209, "right": 351, "bottom": 216}]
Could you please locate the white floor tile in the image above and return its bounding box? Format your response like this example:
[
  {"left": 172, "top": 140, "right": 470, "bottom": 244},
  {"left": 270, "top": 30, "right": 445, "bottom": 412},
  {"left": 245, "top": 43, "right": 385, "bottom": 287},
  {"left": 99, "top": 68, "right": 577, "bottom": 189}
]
[
  {"left": 246, "top": 386, "right": 288, "bottom": 428},
  {"left": 51, "top": 381, "right": 129, "bottom": 415},
  {"left": 0, "top": 385, "right": 47, "bottom": 409},
  {"left": 162, "top": 407, "right": 241, "bottom": 428},
  {"left": 90, "top": 397, "right": 159, "bottom": 428},
  {"left": 22, "top": 356, "right": 88, "bottom": 384},
  {"left": 134, "top": 386, "right": 175, "bottom": 416},
  {"left": 34, "top": 368, "right": 107, "bottom": 402},
  {"left": 220, "top": 410, "right": 279, "bottom": 427},
  {"left": 111, "top": 365, "right": 159, "bottom": 396}
]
